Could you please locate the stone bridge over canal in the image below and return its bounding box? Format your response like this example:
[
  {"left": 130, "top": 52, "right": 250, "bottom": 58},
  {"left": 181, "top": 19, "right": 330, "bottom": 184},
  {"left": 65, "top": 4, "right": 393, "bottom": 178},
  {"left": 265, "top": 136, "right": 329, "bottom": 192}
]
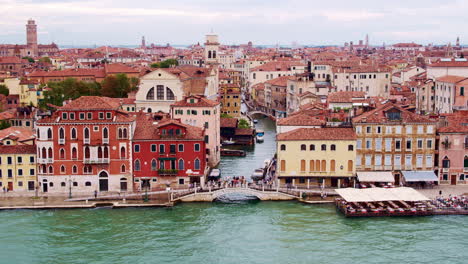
[{"left": 172, "top": 187, "right": 300, "bottom": 202}]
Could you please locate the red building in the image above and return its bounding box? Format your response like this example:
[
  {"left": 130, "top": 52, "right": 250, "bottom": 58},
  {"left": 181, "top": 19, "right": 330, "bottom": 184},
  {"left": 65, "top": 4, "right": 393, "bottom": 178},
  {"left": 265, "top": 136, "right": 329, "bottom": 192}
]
[
  {"left": 132, "top": 114, "right": 206, "bottom": 190},
  {"left": 36, "top": 96, "right": 135, "bottom": 194}
]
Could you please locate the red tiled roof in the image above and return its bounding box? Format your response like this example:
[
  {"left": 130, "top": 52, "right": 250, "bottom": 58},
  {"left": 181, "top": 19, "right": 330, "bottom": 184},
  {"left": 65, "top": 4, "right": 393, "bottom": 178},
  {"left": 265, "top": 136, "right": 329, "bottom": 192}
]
[
  {"left": 265, "top": 76, "right": 294, "bottom": 86},
  {"left": 0, "top": 144, "right": 36, "bottom": 154},
  {"left": 59, "top": 96, "right": 121, "bottom": 110},
  {"left": 277, "top": 114, "right": 325, "bottom": 126},
  {"left": 133, "top": 115, "right": 204, "bottom": 140},
  {"left": 438, "top": 111, "right": 468, "bottom": 133},
  {"left": 171, "top": 95, "right": 219, "bottom": 108},
  {"left": 352, "top": 102, "right": 435, "bottom": 124},
  {"left": 220, "top": 118, "right": 238, "bottom": 128},
  {"left": 251, "top": 61, "right": 305, "bottom": 72},
  {"left": 429, "top": 60, "right": 468, "bottom": 67},
  {"left": 277, "top": 127, "right": 356, "bottom": 141},
  {"left": 435, "top": 75, "right": 468, "bottom": 84},
  {"left": 104, "top": 63, "right": 139, "bottom": 74},
  {"left": 0, "top": 127, "right": 35, "bottom": 143},
  {"left": 328, "top": 91, "right": 366, "bottom": 103},
  {"left": 235, "top": 128, "right": 254, "bottom": 136}
]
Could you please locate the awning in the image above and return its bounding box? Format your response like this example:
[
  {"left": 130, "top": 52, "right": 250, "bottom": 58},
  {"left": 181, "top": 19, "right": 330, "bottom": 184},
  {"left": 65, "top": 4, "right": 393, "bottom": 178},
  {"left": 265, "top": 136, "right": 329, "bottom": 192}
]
[
  {"left": 158, "top": 157, "right": 176, "bottom": 161},
  {"left": 335, "top": 187, "right": 430, "bottom": 202},
  {"left": 357, "top": 172, "right": 395, "bottom": 183},
  {"left": 402, "top": 171, "right": 438, "bottom": 182}
]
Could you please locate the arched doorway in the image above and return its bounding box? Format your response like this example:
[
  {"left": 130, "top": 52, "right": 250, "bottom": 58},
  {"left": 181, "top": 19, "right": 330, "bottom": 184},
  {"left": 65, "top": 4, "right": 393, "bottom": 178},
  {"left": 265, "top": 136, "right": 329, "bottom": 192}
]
[
  {"left": 99, "top": 171, "right": 109, "bottom": 192},
  {"left": 42, "top": 179, "right": 48, "bottom": 193},
  {"left": 120, "top": 178, "right": 127, "bottom": 192}
]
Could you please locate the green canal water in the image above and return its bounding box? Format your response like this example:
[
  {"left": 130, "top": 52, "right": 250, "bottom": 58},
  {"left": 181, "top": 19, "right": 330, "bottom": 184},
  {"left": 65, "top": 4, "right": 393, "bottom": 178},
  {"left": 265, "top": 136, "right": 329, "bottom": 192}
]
[{"left": 1, "top": 202, "right": 467, "bottom": 264}]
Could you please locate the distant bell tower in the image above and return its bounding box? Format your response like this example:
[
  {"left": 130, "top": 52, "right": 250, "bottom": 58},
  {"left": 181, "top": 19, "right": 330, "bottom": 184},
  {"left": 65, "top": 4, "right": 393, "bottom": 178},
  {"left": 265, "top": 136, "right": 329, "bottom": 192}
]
[
  {"left": 204, "top": 33, "right": 219, "bottom": 65},
  {"left": 26, "top": 19, "right": 38, "bottom": 57},
  {"left": 456, "top": 36, "right": 460, "bottom": 47},
  {"left": 365, "top": 34, "right": 369, "bottom": 49},
  {"left": 141, "top": 36, "right": 146, "bottom": 49}
]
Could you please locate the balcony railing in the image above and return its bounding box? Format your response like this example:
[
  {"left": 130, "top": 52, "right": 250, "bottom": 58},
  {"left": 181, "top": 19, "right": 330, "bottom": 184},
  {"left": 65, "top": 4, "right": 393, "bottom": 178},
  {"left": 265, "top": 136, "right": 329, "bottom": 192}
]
[
  {"left": 374, "top": 165, "right": 383, "bottom": 170},
  {"left": 58, "top": 138, "right": 65, "bottom": 145},
  {"left": 157, "top": 169, "right": 178, "bottom": 175},
  {"left": 464, "top": 167, "right": 468, "bottom": 172},
  {"left": 38, "top": 158, "right": 53, "bottom": 164},
  {"left": 103, "top": 138, "right": 109, "bottom": 144},
  {"left": 83, "top": 158, "right": 110, "bottom": 164},
  {"left": 442, "top": 168, "right": 449, "bottom": 173},
  {"left": 384, "top": 165, "right": 393, "bottom": 170},
  {"left": 84, "top": 138, "right": 90, "bottom": 144}
]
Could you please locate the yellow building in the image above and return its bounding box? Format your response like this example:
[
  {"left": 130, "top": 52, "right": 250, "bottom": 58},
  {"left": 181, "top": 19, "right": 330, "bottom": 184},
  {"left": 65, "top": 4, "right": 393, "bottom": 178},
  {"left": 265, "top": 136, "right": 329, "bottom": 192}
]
[
  {"left": 219, "top": 84, "right": 241, "bottom": 117},
  {"left": 19, "top": 79, "right": 43, "bottom": 107},
  {"left": 0, "top": 128, "right": 37, "bottom": 192},
  {"left": 277, "top": 127, "right": 356, "bottom": 188}
]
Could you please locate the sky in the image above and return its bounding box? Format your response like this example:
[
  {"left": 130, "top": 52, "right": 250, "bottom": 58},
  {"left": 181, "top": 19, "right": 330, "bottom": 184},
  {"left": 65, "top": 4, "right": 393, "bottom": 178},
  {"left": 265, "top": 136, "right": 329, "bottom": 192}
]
[{"left": 0, "top": 0, "right": 466, "bottom": 46}]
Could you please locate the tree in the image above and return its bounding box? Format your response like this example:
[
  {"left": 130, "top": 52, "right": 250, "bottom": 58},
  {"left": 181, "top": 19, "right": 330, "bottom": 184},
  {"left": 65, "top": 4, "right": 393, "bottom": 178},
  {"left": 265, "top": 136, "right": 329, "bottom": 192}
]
[
  {"left": 0, "top": 85, "right": 9, "bottom": 96},
  {"left": 221, "top": 113, "right": 233, "bottom": 118},
  {"left": 39, "top": 78, "right": 100, "bottom": 109},
  {"left": 150, "top": 59, "right": 178, "bottom": 68},
  {"left": 39, "top": 57, "right": 52, "bottom": 64},
  {"left": 101, "top": 74, "right": 132, "bottom": 98},
  {"left": 238, "top": 119, "right": 251, "bottom": 129},
  {"left": 22, "top": 56, "right": 35, "bottom": 63},
  {"left": 0, "top": 120, "right": 11, "bottom": 130}
]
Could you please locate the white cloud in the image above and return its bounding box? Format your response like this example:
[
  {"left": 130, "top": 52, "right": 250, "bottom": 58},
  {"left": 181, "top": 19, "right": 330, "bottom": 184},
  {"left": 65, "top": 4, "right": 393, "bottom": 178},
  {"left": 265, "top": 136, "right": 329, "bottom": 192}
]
[{"left": 322, "top": 10, "right": 385, "bottom": 22}]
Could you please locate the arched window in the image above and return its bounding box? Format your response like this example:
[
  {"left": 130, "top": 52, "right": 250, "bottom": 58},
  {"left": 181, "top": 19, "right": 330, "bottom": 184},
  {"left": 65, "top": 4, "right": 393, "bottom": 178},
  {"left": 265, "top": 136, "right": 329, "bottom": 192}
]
[
  {"left": 310, "top": 144, "right": 315, "bottom": 151},
  {"left": 321, "top": 144, "right": 326, "bottom": 151},
  {"left": 280, "top": 160, "right": 286, "bottom": 172},
  {"left": 123, "top": 128, "right": 128, "bottom": 139},
  {"left": 103, "top": 127, "right": 108, "bottom": 139},
  {"left": 315, "top": 160, "right": 321, "bottom": 172},
  {"left": 151, "top": 159, "right": 157, "bottom": 171},
  {"left": 97, "top": 147, "right": 102, "bottom": 158},
  {"left": 280, "top": 144, "right": 286, "bottom": 151},
  {"left": 60, "top": 165, "right": 65, "bottom": 173},
  {"left": 40, "top": 164, "right": 46, "bottom": 174},
  {"left": 178, "top": 159, "right": 184, "bottom": 170},
  {"left": 104, "top": 147, "right": 109, "bottom": 158},
  {"left": 84, "top": 127, "right": 90, "bottom": 139},
  {"left": 84, "top": 165, "right": 92, "bottom": 174},
  {"left": 213, "top": 50, "right": 216, "bottom": 58},
  {"left": 71, "top": 127, "right": 77, "bottom": 139},
  {"left": 442, "top": 157, "right": 450, "bottom": 168},
  {"left": 121, "top": 164, "right": 126, "bottom": 173},
  {"left": 72, "top": 147, "right": 77, "bottom": 159},
  {"left": 464, "top": 156, "right": 468, "bottom": 168},
  {"left": 194, "top": 159, "right": 201, "bottom": 170},
  {"left": 309, "top": 160, "right": 315, "bottom": 172},
  {"left": 208, "top": 50, "right": 212, "bottom": 59},
  {"left": 85, "top": 146, "right": 90, "bottom": 159},
  {"left": 331, "top": 144, "right": 336, "bottom": 151},
  {"left": 146, "top": 87, "right": 155, "bottom": 100},
  {"left": 48, "top": 165, "right": 53, "bottom": 174},
  {"left": 348, "top": 160, "right": 353, "bottom": 172},
  {"left": 47, "top": 128, "right": 52, "bottom": 139},
  {"left": 59, "top": 127, "right": 65, "bottom": 139},
  {"left": 59, "top": 148, "right": 65, "bottom": 159},
  {"left": 118, "top": 128, "right": 123, "bottom": 139},
  {"left": 120, "top": 146, "right": 126, "bottom": 159},
  {"left": 41, "top": 148, "right": 46, "bottom": 159},
  {"left": 135, "top": 160, "right": 141, "bottom": 171},
  {"left": 321, "top": 160, "right": 326, "bottom": 171},
  {"left": 300, "top": 159, "right": 306, "bottom": 172},
  {"left": 37, "top": 128, "right": 40, "bottom": 139},
  {"left": 48, "top": 147, "right": 53, "bottom": 159},
  {"left": 300, "top": 144, "right": 306, "bottom": 151},
  {"left": 348, "top": 145, "right": 354, "bottom": 151},
  {"left": 166, "top": 87, "right": 175, "bottom": 100},
  {"left": 330, "top": 160, "right": 336, "bottom": 172},
  {"left": 72, "top": 165, "right": 77, "bottom": 174}
]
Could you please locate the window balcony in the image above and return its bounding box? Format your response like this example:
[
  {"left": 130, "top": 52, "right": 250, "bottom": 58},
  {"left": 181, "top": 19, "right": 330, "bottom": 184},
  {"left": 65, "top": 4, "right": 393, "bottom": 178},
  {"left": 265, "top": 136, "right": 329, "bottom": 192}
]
[
  {"left": 374, "top": 165, "right": 383, "bottom": 170},
  {"left": 384, "top": 165, "right": 393, "bottom": 170},
  {"left": 405, "top": 165, "right": 413, "bottom": 170},
  {"left": 84, "top": 138, "right": 90, "bottom": 144},
  {"left": 58, "top": 138, "right": 65, "bottom": 145},
  {"left": 38, "top": 158, "right": 53, "bottom": 164},
  {"left": 103, "top": 138, "right": 109, "bottom": 144},
  {"left": 83, "top": 158, "right": 109, "bottom": 164},
  {"left": 157, "top": 169, "right": 178, "bottom": 176},
  {"left": 442, "top": 168, "right": 449, "bottom": 173},
  {"left": 394, "top": 165, "right": 402, "bottom": 170},
  {"left": 464, "top": 167, "right": 468, "bottom": 172}
]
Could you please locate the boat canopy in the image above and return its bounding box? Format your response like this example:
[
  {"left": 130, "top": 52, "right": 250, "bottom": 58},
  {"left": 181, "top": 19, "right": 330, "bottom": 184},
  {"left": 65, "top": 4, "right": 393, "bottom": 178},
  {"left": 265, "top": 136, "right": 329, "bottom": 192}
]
[
  {"left": 357, "top": 171, "right": 394, "bottom": 183},
  {"left": 335, "top": 187, "right": 430, "bottom": 202}
]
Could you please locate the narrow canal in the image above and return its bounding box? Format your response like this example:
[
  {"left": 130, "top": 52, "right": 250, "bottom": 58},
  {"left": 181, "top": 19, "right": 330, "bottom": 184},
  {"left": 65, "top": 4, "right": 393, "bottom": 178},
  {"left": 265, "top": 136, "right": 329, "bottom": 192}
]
[{"left": 218, "top": 115, "right": 277, "bottom": 180}]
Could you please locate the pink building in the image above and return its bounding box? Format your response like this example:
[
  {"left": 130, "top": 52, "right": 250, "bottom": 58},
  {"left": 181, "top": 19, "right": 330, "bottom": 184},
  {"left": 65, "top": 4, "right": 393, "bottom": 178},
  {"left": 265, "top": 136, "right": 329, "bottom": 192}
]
[{"left": 438, "top": 111, "right": 468, "bottom": 185}]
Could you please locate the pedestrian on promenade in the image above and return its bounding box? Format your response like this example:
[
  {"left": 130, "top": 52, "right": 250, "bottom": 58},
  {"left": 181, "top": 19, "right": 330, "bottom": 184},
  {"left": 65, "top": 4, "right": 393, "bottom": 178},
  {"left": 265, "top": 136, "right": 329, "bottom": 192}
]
[{"left": 94, "top": 190, "right": 98, "bottom": 199}]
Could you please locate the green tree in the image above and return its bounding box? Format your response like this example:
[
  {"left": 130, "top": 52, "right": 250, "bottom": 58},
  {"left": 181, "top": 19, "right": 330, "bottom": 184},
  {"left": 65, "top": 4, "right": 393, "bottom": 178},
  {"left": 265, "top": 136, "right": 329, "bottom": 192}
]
[
  {"left": 150, "top": 59, "right": 178, "bottom": 68},
  {"left": 39, "top": 78, "right": 101, "bottom": 109},
  {"left": 101, "top": 74, "right": 132, "bottom": 98},
  {"left": 0, "top": 84, "right": 9, "bottom": 96},
  {"left": 39, "top": 57, "right": 52, "bottom": 64},
  {"left": 0, "top": 120, "right": 11, "bottom": 130},
  {"left": 22, "top": 56, "right": 35, "bottom": 63},
  {"left": 238, "top": 119, "right": 251, "bottom": 129},
  {"left": 221, "top": 113, "right": 233, "bottom": 118}
]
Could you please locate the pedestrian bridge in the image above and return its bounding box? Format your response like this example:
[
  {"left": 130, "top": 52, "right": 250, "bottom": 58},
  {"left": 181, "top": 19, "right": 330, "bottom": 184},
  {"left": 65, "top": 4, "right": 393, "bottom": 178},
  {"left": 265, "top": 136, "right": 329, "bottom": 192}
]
[{"left": 172, "top": 187, "right": 300, "bottom": 202}]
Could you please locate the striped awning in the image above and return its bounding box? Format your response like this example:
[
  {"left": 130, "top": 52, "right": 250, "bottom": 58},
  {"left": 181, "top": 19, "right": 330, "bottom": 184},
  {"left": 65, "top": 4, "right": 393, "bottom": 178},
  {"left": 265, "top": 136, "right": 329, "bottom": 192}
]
[{"left": 402, "top": 171, "right": 438, "bottom": 182}]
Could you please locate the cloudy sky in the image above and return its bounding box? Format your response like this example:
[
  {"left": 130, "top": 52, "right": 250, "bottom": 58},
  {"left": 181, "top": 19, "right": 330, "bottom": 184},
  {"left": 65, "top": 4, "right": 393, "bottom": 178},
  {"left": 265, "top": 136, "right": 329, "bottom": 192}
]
[{"left": 0, "top": 0, "right": 466, "bottom": 46}]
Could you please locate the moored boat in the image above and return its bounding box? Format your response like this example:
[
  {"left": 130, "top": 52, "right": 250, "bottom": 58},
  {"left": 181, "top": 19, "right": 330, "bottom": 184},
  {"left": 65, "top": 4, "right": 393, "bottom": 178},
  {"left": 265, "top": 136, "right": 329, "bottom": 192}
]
[
  {"left": 251, "top": 168, "right": 265, "bottom": 181},
  {"left": 256, "top": 130, "right": 264, "bottom": 143}
]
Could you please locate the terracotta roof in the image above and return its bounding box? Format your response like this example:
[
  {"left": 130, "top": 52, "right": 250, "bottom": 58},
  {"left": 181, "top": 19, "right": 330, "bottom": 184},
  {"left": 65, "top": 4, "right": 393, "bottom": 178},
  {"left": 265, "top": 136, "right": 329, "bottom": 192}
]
[
  {"left": 265, "top": 76, "right": 294, "bottom": 86},
  {"left": 251, "top": 61, "right": 305, "bottom": 72},
  {"left": 220, "top": 118, "right": 238, "bottom": 128},
  {"left": 277, "top": 114, "right": 325, "bottom": 126},
  {"left": 352, "top": 102, "right": 435, "bottom": 124},
  {"left": 435, "top": 75, "right": 468, "bottom": 84},
  {"left": 328, "top": 91, "right": 366, "bottom": 103},
  {"left": 235, "top": 128, "right": 254, "bottom": 136},
  {"left": 0, "top": 127, "right": 35, "bottom": 143},
  {"left": 133, "top": 115, "right": 204, "bottom": 140},
  {"left": 59, "top": 96, "right": 121, "bottom": 110},
  {"left": 28, "top": 68, "right": 106, "bottom": 78},
  {"left": 438, "top": 111, "right": 468, "bottom": 133},
  {"left": 171, "top": 95, "right": 219, "bottom": 108},
  {"left": 0, "top": 144, "right": 36, "bottom": 154},
  {"left": 277, "top": 127, "right": 356, "bottom": 141},
  {"left": 104, "top": 63, "right": 139, "bottom": 74},
  {"left": 429, "top": 60, "right": 468, "bottom": 67}
]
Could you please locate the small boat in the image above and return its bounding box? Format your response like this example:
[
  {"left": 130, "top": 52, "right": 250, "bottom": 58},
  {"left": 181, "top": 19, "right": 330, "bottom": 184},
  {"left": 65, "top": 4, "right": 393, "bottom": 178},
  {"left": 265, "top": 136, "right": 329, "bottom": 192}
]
[
  {"left": 251, "top": 168, "right": 264, "bottom": 181},
  {"left": 253, "top": 119, "right": 258, "bottom": 124},
  {"left": 222, "top": 138, "right": 235, "bottom": 145},
  {"left": 208, "top": 169, "right": 221, "bottom": 180},
  {"left": 256, "top": 130, "right": 264, "bottom": 143},
  {"left": 221, "top": 149, "right": 246, "bottom": 157}
]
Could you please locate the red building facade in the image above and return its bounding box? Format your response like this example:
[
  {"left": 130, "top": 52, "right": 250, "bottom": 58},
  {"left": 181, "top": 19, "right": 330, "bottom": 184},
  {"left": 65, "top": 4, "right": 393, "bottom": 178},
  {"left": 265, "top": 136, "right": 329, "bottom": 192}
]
[
  {"left": 36, "top": 96, "right": 135, "bottom": 194},
  {"left": 132, "top": 114, "right": 206, "bottom": 190}
]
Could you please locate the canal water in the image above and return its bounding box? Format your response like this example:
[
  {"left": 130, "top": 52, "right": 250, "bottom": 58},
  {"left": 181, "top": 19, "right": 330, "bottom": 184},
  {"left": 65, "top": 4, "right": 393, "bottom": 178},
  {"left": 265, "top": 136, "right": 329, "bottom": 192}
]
[
  {"left": 218, "top": 115, "right": 277, "bottom": 179},
  {"left": 1, "top": 202, "right": 467, "bottom": 264}
]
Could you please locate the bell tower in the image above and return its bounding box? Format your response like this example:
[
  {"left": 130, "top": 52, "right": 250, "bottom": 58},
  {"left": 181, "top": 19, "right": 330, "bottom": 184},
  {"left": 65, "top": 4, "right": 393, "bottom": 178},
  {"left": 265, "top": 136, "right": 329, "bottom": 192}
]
[
  {"left": 204, "top": 33, "right": 219, "bottom": 65},
  {"left": 26, "top": 19, "right": 38, "bottom": 57}
]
